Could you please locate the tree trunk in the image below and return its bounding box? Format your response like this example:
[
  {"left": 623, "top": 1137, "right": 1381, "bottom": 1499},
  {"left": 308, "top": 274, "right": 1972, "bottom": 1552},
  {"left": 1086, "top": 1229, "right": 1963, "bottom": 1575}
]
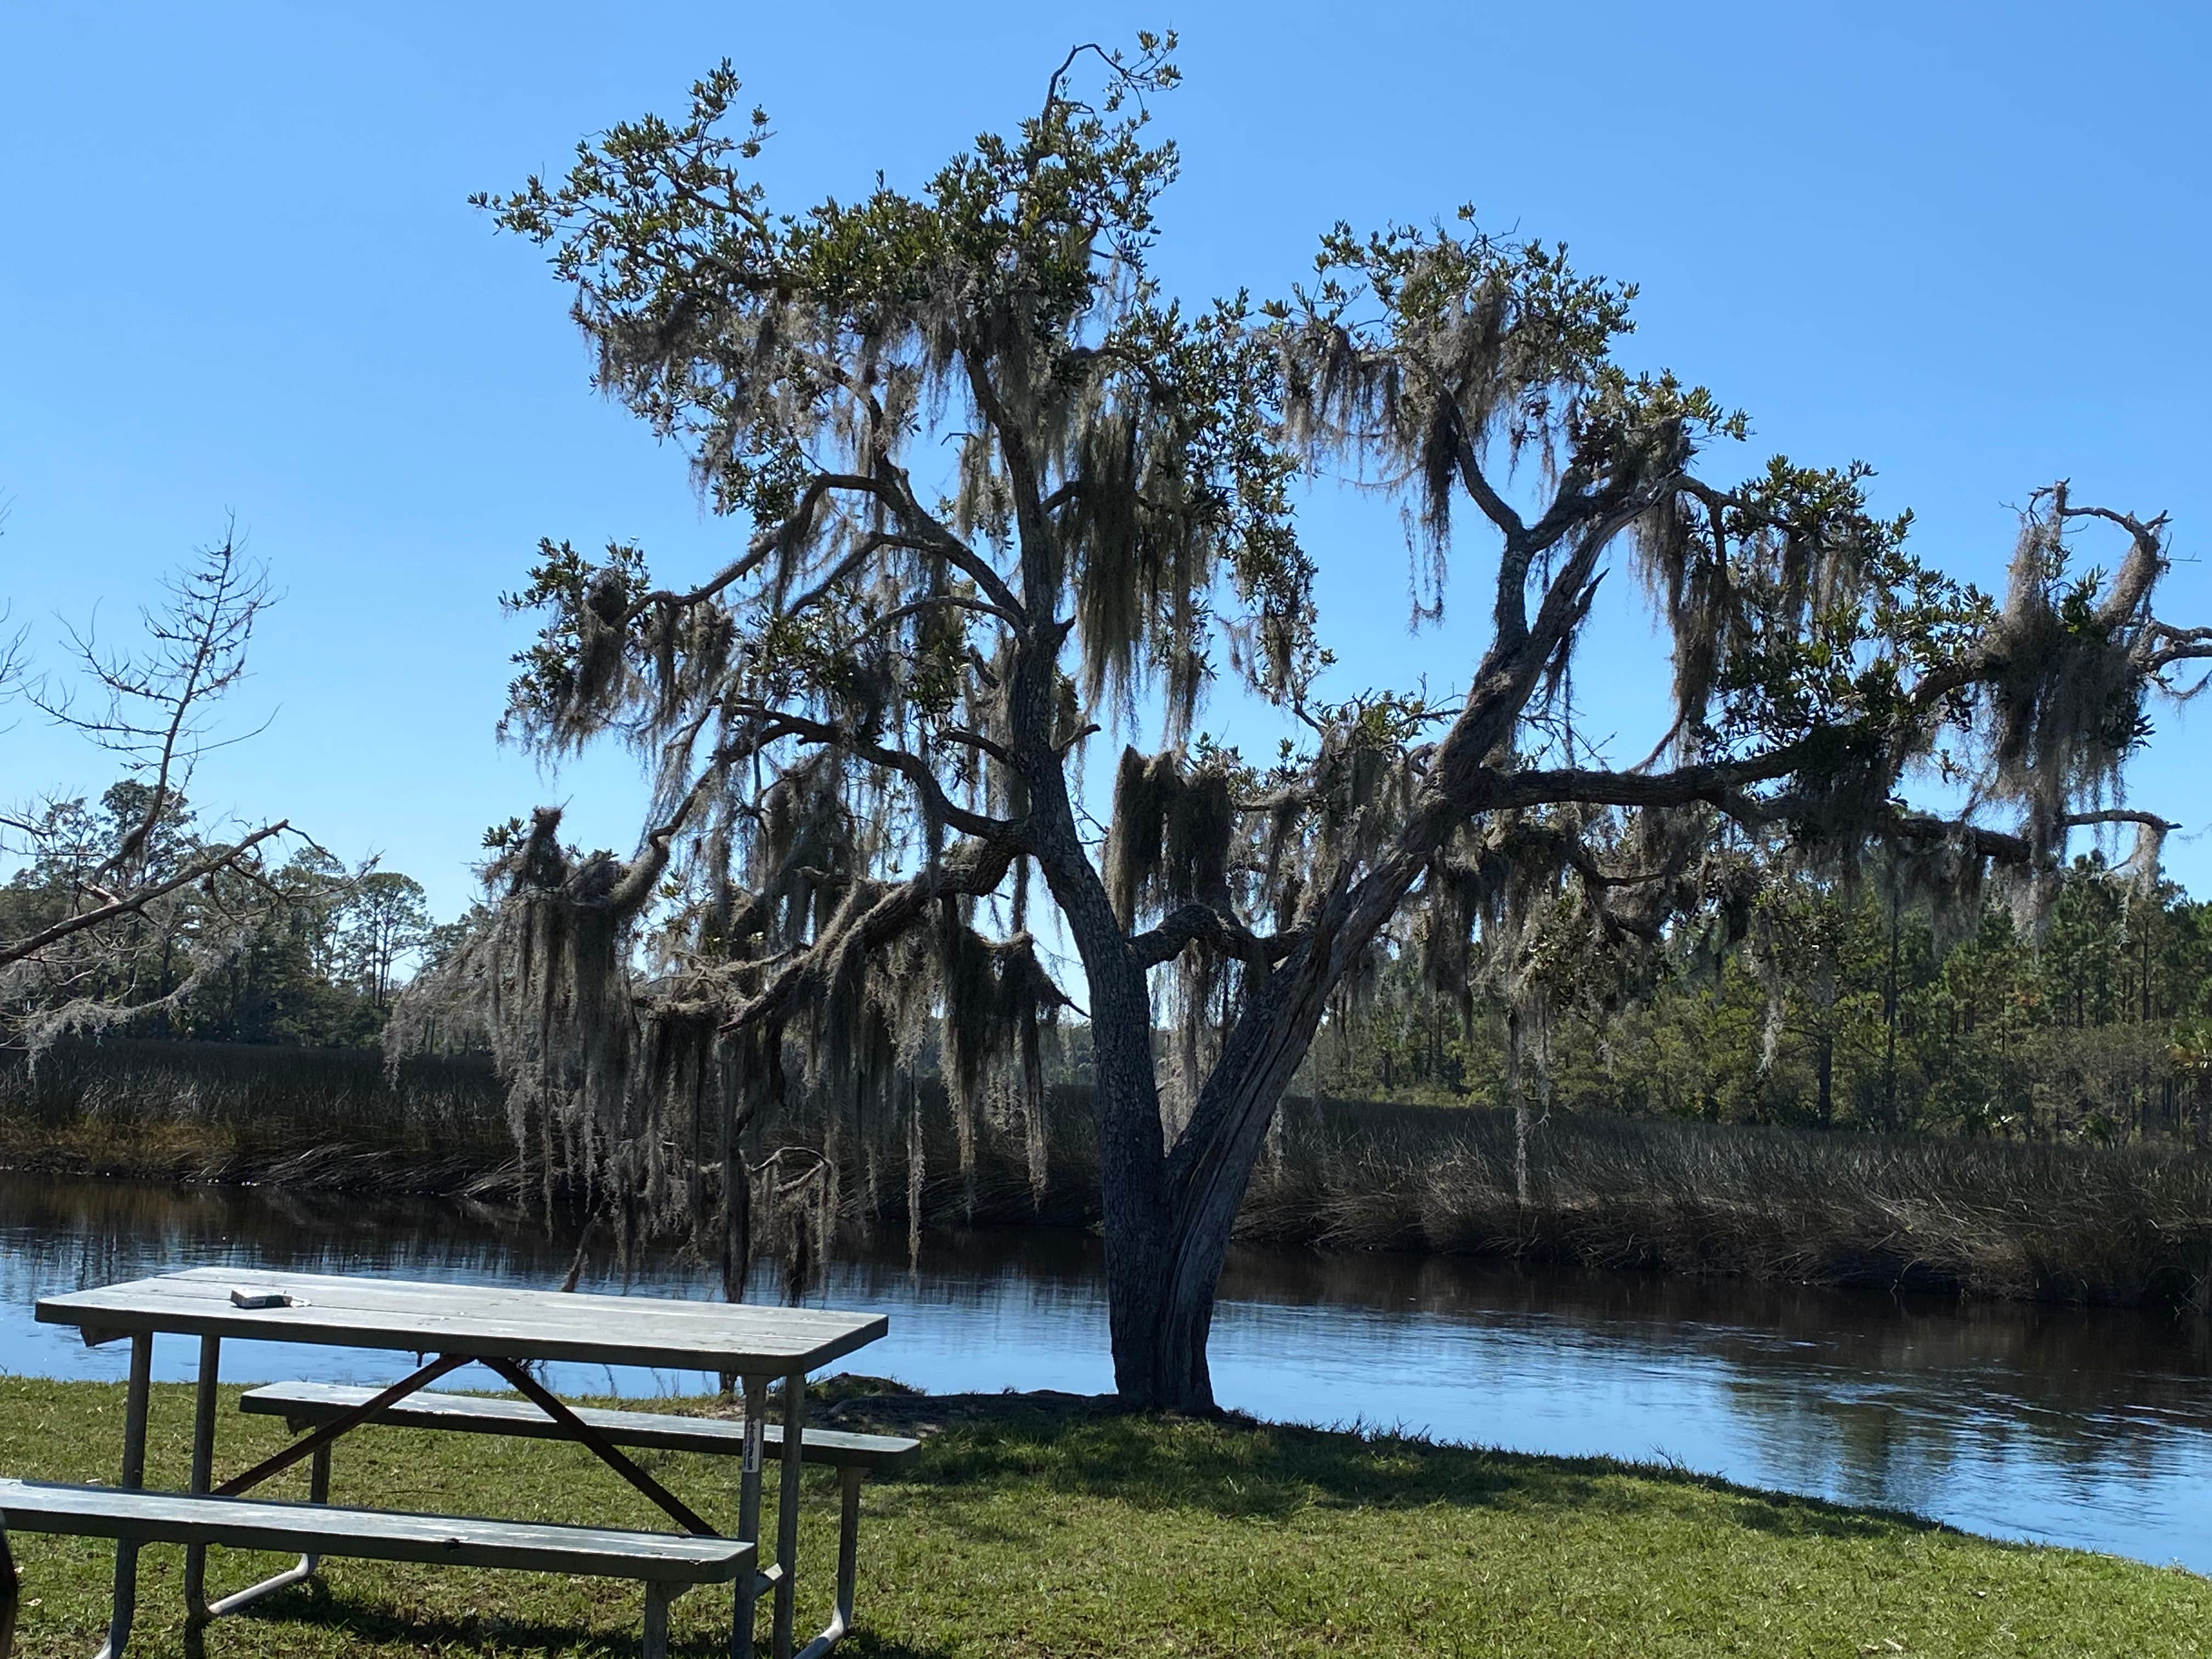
[
  {"left": 1815, "top": 1030, "right": 1834, "bottom": 1128},
  {"left": 1882, "top": 889, "right": 1900, "bottom": 1131},
  {"left": 1039, "top": 848, "right": 1182, "bottom": 1404},
  {"left": 1115, "top": 1218, "right": 1211, "bottom": 1413},
  {"left": 1094, "top": 1052, "right": 1176, "bottom": 1404},
  {"left": 1094, "top": 1022, "right": 1236, "bottom": 1411},
  {"left": 1507, "top": 1006, "right": 1530, "bottom": 1206},
  {"left": 1053, "top": 587, "right": 1555, "bottom": 1412},
  {"left": 1094, "top": 938, "right": 1342, "bottom": 1412}
]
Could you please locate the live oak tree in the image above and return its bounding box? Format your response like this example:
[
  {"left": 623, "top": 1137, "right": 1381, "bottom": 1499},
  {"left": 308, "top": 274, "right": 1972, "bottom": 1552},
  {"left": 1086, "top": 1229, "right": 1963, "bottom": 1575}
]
[{"left": 429, "top": 42, "right": 2211, "bottom": 1410}]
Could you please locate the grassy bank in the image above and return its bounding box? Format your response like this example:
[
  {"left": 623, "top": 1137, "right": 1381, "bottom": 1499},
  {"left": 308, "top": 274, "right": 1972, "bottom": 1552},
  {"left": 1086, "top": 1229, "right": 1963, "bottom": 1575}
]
[
  {"left": 2, "top": 1377, "right": 2206, "bottom": 1657},
  {"left": 6, "top": 1042, "right": 2211, "bottom": 1314}
]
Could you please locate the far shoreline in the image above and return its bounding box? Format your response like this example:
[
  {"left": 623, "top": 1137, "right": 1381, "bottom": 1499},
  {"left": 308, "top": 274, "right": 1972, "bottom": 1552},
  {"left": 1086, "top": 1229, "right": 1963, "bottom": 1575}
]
[{"left": 6, "top": 1102, "right": 2209, "bottom": 1325}]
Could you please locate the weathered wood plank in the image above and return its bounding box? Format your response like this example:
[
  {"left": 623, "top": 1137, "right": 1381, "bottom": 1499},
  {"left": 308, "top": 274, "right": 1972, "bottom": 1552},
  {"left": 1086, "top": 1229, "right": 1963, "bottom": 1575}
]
[
  {"left": 37, "top": 1270, "right": 887, "bottom": 1373},
  {"left": 0, "top": 1481, "right": 751, "bottom": 1583},
  {"left": 239, "top": 1383, "right": 919, "bottom": 1469}
]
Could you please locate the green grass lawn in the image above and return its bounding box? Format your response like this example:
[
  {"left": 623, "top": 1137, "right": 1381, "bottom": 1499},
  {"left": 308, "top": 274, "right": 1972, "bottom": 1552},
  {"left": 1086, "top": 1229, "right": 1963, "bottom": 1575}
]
[{"left": 1, "top": 1375, "right": 2205, "bottom": 1657}]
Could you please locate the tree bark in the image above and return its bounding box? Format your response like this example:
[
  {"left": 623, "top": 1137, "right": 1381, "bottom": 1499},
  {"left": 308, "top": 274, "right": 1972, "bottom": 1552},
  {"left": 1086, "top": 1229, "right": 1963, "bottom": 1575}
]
[
  {"left": 1882, "top": 889, "right": 1901, "bottom": 1131},
  {"left": 1134, "top": 950, "right": 1340, "bottom": 1410},
  {"left": 1087, "top": 603, "right": 1571, "bottom": 1408},
  {"left": 1815, "top": 1030, "right": 1834, "bottom": 1129},
  {"left": 1508, "top": 1006, "right": 1531, "bottom": 1206},
  {"left": 1042, "top": 510, "right": 1595, "bottom": 1410},
  {"left": 1014, "top": 620, "right": 1183, "bottom": 1407}
]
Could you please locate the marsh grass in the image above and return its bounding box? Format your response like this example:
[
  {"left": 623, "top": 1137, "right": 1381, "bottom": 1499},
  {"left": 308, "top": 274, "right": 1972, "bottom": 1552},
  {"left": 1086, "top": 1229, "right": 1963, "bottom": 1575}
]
[
  {"left": 5, "top": 1045, "right": 2210, "bottom": 1313},
  {"left": 0, "top": 1041, "right": 514, "bottom": 1194},
  {"left": 1239, "top": 1099, "right": 2212, "bottom": 1312},
  {"left": 798, "top": 1090, "right": 2212, "bottom": 1314},
  {"left": 1, "top": 1376, "right": 2207, "bottom": 1658}
]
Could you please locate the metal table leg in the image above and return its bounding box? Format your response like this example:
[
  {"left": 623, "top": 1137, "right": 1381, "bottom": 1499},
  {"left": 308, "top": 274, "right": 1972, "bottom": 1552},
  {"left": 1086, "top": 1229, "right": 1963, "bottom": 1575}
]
[
  {"left": 772, "top": 1368, "right": 805, "bottom": 1659},
  {"left": 91, "top": 1331, "right": 152, "bottom": 1659},
  {"left": 792, "top": 1466, "right": 862, "bottom": 1659},
  {"left": 199, "top": 1443, "right": 324, "bottom": 1619},
  {"left": 198, "top": 1353, "right": 468, "bottom": 1624},
  {"left": 183, "top": 1333, "right": 219, "bottom": 1628},
  {"left": 732, "top": 1373, "right": 767, "bottom": 1657}
]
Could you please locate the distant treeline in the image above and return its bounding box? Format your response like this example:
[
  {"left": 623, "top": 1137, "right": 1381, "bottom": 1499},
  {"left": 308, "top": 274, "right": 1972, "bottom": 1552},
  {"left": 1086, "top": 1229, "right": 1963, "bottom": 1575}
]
[
  {"left": 4, "top": 1039, "right": 2208, "bottom": 1316},
  {"left": 1301, "top": 854, "right": 2212, "bottom": 1146},
  {"left": 1, "top": 780, "right": 445, "bottom": 1046},
  {"left": 12, "top": 791, "right": 2210, "bottom": 1150}
]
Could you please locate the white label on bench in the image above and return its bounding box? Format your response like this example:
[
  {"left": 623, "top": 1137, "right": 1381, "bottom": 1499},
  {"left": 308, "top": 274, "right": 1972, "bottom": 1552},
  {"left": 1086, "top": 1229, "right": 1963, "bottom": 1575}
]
[{"left": 744, "top": 1417, "right": 763, "bottom": 1474}]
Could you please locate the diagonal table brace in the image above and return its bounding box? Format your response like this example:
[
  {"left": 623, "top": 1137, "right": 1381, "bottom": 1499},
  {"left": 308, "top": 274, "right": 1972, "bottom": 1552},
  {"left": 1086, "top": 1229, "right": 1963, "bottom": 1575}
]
[
  {"left": 215, "top": 1351, "right": 471, "bottom": 1498},
  {"left": 477, "top": 1357, "right": 721, "bottom": 1538},
  {"left": 190, "top": 1346, "right": 723, "bottom": 1640},
  {"left": 180, "top": 1351, "right": 474, "bottom": 1638}
]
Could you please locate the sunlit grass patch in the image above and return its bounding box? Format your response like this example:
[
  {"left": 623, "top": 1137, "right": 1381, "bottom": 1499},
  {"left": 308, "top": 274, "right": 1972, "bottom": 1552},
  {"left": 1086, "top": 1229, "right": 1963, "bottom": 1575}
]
[{"left": 2, "top": 1376, "right": 2205, "bottom": 1657}]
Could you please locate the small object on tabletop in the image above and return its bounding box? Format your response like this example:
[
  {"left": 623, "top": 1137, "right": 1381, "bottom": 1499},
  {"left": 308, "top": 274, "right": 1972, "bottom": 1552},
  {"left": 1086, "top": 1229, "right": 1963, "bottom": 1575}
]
[{"left": 229, "top": 1287, "right": 292, "bottom": 1309}]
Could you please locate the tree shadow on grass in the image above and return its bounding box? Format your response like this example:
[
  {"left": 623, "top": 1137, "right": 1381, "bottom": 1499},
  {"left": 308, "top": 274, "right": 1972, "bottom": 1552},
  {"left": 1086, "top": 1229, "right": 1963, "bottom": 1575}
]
[
  {"left": 206, "top": 1576, "right": 615, "bottom": 1655},
  {"left": 840, "top": 1390, "right": 1961, "bottom": 1548},
  {"left": 211, "top": 1575, "right": 977, "bottom": 1659}
]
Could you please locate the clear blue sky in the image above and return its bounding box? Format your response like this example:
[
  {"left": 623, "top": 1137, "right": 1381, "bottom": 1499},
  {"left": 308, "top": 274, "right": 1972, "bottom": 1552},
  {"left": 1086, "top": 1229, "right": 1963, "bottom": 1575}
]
[{"left": 4, "top": 1, "right": 2208, "bottom": 920}]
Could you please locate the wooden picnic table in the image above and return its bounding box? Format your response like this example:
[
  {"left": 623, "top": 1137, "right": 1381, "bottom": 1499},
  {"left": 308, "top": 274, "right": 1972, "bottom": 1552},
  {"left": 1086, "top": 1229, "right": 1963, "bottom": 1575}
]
[{"left": 35, "top": 1268, "right": 889, "bottom": 1659}]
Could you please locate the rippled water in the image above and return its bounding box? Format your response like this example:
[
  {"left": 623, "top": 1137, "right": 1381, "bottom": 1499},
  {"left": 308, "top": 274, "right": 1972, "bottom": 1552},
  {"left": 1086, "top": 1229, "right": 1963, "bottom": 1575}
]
[{"left": 2, "top": 1171, "right": 2207, "bottom": 1572}]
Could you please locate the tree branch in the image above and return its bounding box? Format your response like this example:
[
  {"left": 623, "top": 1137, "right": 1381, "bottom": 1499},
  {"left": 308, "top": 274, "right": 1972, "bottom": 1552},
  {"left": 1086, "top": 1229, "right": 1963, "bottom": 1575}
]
[
  {"left": 625, "top": 473, "right": 881, "bottom": 623},
  {"left": 837, "top": 594, "right": 1025, "bottom": 652},
  {"left": 1128, "top": 900, "right": 1301, "bottom": 970},
  {"left": 0, "top": 822, "right": 292, "bottom": 970},
  {"left": 2053, "top": 494, "right": 2170, "bottom": 631},
  {"left": 726, "top": 703, "right": 1025, "bottom": 845},
  {"left": 716, "top": 841, "right": 1017, "bottom": 1034},
  {"left": 1481, "top": 741, "right": 1823, "bottom": 814},
  {"left": 934, "top": 726, "right": 1020, "bottom": 769},
  {"left": 1453, "top": 438, "right": 1527, "bottom": 544}
]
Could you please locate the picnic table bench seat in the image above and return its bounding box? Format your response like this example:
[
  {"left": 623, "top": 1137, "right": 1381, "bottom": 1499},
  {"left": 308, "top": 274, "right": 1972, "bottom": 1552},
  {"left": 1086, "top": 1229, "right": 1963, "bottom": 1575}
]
[
  {"left": 240, "top": 1381, "right": 920, "bottom": 1469},
  {"left": 0, "top": 1477, "right": 750, "bottom": 1658},
  {"left": 241, "top": 1381, "right": 918, "bottom": 1659}
]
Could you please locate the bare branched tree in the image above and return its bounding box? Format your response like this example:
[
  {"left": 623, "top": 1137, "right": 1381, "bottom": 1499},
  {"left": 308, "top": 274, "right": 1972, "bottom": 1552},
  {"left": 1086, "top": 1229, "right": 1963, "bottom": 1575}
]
[
  {"left": 0, "top": 499, "right": 28, "bottom": 717},
  {"left": 1, "top": 528, "right": 309, "bottom": 1044},
  {"left": 403, "top": 42, "right": 2209, "bottom": 1409},
  {"left": 0, "top": 611, "right": 25, "bottom": 713}
]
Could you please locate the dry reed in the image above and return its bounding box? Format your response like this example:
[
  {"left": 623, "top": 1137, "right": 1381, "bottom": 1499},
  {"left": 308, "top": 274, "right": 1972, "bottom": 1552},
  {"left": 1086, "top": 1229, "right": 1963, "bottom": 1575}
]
[{"left": 4, "top": 1045, "right": 2207, "bottom": 1313}]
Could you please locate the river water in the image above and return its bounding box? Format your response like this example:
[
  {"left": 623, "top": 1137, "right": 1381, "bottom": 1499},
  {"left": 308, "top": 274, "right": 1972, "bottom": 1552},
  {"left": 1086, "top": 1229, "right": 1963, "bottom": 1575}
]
[{"left": 1, "top": 1171, "right": 2207, "bottom": 1572}]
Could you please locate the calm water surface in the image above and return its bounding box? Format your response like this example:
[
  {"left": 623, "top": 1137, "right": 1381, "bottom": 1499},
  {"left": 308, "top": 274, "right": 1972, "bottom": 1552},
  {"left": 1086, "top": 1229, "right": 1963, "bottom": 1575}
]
[{"left": 1, "top": 1172, "right": 2207, "bottom": 1572}]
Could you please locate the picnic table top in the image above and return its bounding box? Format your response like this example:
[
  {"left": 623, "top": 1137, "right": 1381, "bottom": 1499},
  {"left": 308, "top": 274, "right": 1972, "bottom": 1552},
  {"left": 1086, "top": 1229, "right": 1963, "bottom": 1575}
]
[{"left": 36, "top": 1267, "right": 888, "bottom": 1374}]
